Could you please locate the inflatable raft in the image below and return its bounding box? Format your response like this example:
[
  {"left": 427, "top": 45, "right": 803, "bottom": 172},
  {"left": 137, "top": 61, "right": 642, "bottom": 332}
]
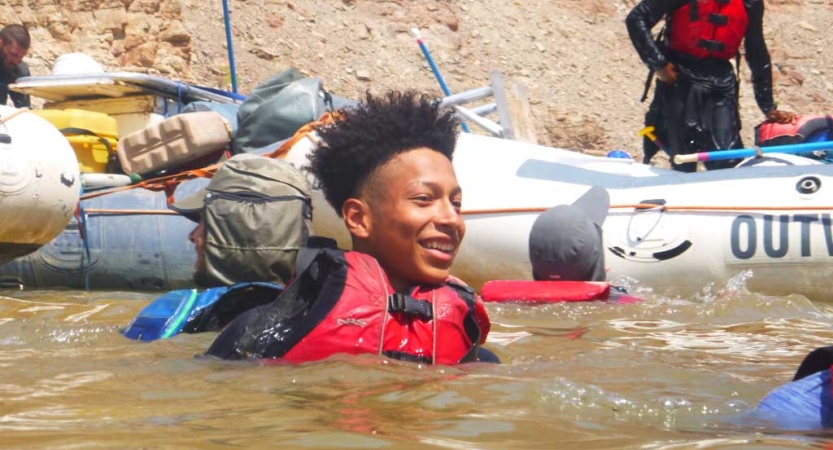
[
  {"left": 0, "top": 63, "right": 239, "bottom": 288},
  {"left": 3, "top": 63, "right": 833, "bottom": 301},
  {"left": 286, "top": 132, "right": 833, "bottom": 301},
  {"left": 0, "top": 106, "right": 80, "bottom": 266}
]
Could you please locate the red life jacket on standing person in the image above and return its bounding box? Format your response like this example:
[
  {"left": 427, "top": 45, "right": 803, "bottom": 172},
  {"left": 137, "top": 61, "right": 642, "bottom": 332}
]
[
  {"left": 666, "top": 0, "right": 749, "bottom": 60},
  {"left": 755, "top": 115, "right": 833, "bottom": 147},
  {"left": 206, "top": 245, "right": 490, "bottom": 365}
]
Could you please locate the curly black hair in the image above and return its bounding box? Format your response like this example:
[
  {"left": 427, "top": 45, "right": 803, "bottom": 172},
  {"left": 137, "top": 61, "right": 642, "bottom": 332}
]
[{"left": 307, "top": 91, "right": 459, "bottom": 215}]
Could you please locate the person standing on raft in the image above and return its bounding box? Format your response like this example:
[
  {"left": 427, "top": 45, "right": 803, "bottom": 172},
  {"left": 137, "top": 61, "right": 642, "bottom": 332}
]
[
  {"left": 626, "top": 0, "right": 795, "bottom": 172},
  {"left": 205, "top": 91, "right": 495, "bottom": 364},
  {"left": 0, "top": 24, "right": 31, "bottom": 108}
]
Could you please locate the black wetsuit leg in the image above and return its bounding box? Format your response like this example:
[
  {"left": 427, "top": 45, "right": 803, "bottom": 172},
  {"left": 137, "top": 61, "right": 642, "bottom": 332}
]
[
  {"left": 654, "top": 79, "right": 699, "bottom": 172},
  {"left": 702, "top": 84, "right": 743, "bottom": 170},
  {"left": 656, "top": 58, "right": 744, "bottom": 172},
  {"left": 643, "top": 86, "right": 663, "bottom": 165}
]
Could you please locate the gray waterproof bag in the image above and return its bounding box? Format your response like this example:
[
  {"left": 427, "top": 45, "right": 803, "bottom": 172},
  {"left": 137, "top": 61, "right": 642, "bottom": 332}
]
[{"left": 231, "top": 68, "right": 355, "bottom": 154}]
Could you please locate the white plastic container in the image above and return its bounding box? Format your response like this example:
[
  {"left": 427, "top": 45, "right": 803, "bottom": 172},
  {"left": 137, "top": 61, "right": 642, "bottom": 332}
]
[
  {"left": 116, "top": 111, "right": 233, "bottom": 175},
  {"left": 52, "top": 53, "right": 104, "bottom": 75},
  {"left": 82, "top": 173, "right": 132, "bottom": 189}
]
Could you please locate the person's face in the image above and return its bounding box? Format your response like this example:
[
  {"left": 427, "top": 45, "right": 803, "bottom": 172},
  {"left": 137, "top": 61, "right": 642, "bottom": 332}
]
[
  {"left": 1, "top": 41, "right": 26, "bottom": 71},
  {"left": 189, "top": 215, "right": 207, "bottom": 274},
  {"left": 344, "top": 148, "right": 465, "bottom": 291}
]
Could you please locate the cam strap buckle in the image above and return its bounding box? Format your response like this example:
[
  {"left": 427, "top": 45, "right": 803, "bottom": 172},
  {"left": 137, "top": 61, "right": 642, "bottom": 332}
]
[
  {"left": 388, "top": 293, "right": 433, "bottom": 320},
  {"left": 708, "top": 13, "right": 728, "bottom": 26},
  {"left": 698, "top": 39, "right": 726, "bottom": 53}
]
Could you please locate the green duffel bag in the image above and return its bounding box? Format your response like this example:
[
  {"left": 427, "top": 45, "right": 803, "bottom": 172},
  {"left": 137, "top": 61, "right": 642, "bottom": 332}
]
[
  {"left": 231, "top": 67, "right": 354, "bottom": 154},
  {"left": 172, "top": 153, "right": 312, "bottom": 287}
]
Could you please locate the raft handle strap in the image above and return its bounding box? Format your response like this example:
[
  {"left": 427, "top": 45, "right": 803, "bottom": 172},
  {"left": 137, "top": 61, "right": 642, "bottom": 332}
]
[{"left": 77, "top": 183, "right": 93, "bottom": 291}]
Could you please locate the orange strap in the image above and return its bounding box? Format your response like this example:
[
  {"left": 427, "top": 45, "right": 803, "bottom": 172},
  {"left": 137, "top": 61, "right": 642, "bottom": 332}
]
[
  {"left": 80, "top": 163, "right": 222, "bottom": 202},
  {"left": 266, "top": 111, "right": 338, "bottom": 159}
]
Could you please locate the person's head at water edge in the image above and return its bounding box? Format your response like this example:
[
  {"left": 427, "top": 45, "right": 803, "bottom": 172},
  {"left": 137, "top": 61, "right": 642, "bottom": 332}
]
[{"left": 308, "top": 91, "right": 463, "bottom": 292}]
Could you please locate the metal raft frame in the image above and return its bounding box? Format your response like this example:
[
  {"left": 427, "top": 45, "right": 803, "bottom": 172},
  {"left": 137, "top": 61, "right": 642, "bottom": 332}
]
[{"left": 439, "top": 70, "right": 538, "bottom": 144}]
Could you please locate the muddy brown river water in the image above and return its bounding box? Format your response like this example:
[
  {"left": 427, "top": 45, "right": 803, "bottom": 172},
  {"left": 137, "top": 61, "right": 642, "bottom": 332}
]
[{"left": 1, "top": 272, "right": 832, "bottom": 449}]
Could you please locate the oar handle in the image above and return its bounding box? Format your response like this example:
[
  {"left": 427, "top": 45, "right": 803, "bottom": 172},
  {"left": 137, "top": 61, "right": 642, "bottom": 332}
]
[{"left": 673, "top": 153, "right": 704, "bottom": 164}]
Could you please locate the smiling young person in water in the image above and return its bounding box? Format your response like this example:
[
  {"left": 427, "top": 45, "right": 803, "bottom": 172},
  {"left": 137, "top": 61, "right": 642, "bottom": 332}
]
[
  {"left": 310, "top": 92, "right": 467, "bottom": 292},
  {"left": 206, "top": 91, "right": 495, "bottom": 364}
]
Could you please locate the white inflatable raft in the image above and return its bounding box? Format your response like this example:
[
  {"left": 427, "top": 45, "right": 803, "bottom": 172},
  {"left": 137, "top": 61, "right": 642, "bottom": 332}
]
[
  {"left": 288, "top": 132, "right": 833, "bottom": 301},
  {"left": 0, "top": 106, "right": 80, "bottom": 264}
]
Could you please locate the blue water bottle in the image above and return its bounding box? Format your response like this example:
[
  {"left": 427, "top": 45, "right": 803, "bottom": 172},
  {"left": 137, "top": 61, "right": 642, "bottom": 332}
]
[{"left": 607, "top": 150, "right": 632, "bottom": 159}]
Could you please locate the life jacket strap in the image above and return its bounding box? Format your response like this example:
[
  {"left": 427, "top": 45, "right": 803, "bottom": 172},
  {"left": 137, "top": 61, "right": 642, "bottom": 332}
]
[
  {"left": 382, "top": 351, "right": 432, "bottom": 365},
  {"left": 708, "top": 13, "right": 728, "bottom": 25},
  {"left": 445, "top": 279, "right": 482, "bottom": 363}
]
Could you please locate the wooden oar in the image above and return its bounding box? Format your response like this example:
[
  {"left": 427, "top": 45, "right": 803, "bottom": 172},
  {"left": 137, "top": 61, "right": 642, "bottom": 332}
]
[{"left": 674, "top": 140, "right": 833, "bottom": 164}]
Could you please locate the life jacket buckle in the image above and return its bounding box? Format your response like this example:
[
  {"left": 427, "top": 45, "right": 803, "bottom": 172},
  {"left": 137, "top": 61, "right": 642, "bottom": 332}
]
[
  {"left": 698, "top": 38, "right": 726, "bottom": 52},
  {"left": 387, "top": 293, "right": 434, "bottom": 320}
]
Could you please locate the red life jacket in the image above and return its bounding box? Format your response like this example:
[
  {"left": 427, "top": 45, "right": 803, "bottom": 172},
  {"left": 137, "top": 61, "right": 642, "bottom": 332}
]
[
  {"left": 666, "top": 0, "right": 748, "bottom": 60},
  {"left": 756, "top": 115, "right": 833, "bottom": 147},
  {"left": 207, "top": 245, "right": 490, "bottom": 365},
  {"left": 283, "top": 251, "right": 487, "bottom": 365}
]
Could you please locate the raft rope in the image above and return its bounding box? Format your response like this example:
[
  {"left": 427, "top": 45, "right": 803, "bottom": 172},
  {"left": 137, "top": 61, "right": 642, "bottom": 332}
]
[
  {"left": 79, "top": 165, "right": 218, "bottom": 202},
  {"left": 83, "top": 208, "right": 178, "bottom": 216},
  {"left": 76, "top": 110, "right": 833, "bottom": 218},
  {"left": 0, "top": 107, "right": 30, "bottom": 126},
  {"left": 461, "top": 204, "right": 833, "bottom": 216}
]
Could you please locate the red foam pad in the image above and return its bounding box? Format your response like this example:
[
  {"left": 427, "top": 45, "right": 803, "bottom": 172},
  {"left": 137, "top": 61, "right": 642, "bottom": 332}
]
[{"left": 481, "top": 280, "right": 610, "bottom": 303}]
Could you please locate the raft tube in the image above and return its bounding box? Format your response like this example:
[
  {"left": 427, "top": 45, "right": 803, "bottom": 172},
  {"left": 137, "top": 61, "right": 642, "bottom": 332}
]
[
  {"left": 0, "top": 177, "right": 207, "bottom": 290},
  {"left": 0, "top": 106, "right": 80, "bottom": 264}
]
